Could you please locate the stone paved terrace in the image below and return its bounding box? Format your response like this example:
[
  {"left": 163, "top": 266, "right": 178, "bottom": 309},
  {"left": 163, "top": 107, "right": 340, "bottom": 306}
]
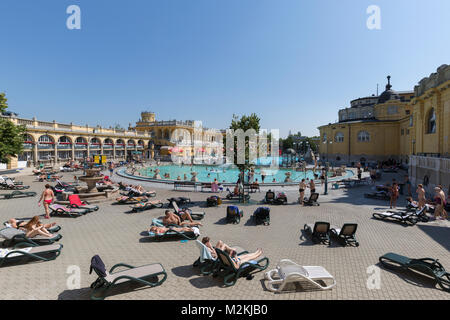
[{"left": 0, "top": 168, "right": 448, "bottom": 300}]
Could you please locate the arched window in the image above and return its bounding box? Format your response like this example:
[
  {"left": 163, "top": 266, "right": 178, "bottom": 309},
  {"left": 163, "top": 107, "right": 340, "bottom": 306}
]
[
  {"left": 38, "top": 135, "right": 54, "bottom": 144},
  {"left": 23, "top": 134, "right": 34, "bottom": 144},
  {"left": 322, "top": 133, "right": 327, "bottom": 143},
  {"left": 357, "top": 131, "right": 370, "bottom": 142},
  {"left": 104, "top": 138, "right": 114, "bottom": 145},
  {"left": 334, "top": 132, "right": 344, "bottom": 143},
  {"left": 90, "top": 137, "right": 101, "bottom": 145},
  {"left": 427, "top": 108, "right": 436, "bottom": 133},
  {"left": 75, "top": 137, "right": 87, "bottom": 144},
  {"left": 58, "top": 136, "right": 72, "bottom": 144}
]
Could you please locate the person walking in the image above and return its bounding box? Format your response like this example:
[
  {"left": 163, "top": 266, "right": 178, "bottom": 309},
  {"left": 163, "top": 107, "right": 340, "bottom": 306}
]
[
  {"left": 109, "top": 162, "right": 115, "bottom": 176},
  {"left": 299, "top": 179, "right": 307, "bottom": 206},
  {"left": 38, "top": 184, "right": 55, "bottom": 219},
  {"left": 434, "top": 186, "right": 448, "bottom": 220},
  {"left": 390, "top": 183, "right": 399, "bottom": 209}
]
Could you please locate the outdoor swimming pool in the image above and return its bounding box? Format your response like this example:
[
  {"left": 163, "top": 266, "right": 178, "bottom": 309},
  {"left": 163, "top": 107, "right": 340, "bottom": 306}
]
[{"left": 135, "top": 163, "right": 353, "bottom": 184}]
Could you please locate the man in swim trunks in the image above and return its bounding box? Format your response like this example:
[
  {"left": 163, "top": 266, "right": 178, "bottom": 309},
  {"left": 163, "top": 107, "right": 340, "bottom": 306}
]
[
  {"left": 162, "top": 210, "right": 202, "bottom": 227},
  {"left": 38, "top": 184, "right": 55, "bottom": 219},
  {"left": 416, "top": 184, "right": 426, "bottom": 210},
  {"left": 148, "top": 225, "right": 197, "bottom": 234}
]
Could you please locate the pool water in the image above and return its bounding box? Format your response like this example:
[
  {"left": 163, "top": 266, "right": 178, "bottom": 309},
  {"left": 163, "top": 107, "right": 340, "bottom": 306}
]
[{"left": 139, "top": 164, "right": 350, "bottom": 184}]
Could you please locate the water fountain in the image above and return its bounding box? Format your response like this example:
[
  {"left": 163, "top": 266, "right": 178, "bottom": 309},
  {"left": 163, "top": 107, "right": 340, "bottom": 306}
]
[{"left": 78, "top": 168, "right": 104, "bottom": 193}]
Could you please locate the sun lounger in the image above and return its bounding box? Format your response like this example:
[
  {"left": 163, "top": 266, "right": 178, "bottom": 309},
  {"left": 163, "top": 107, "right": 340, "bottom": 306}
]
[
  {"left": 171, "top": 201, "right": 205, "bottom": 220},
  {"left": 0, "top": 190, "right": 37, "bottom": 199},
  {"left": 214, "top": 248, "right": 269, "bottom": 286},
  {"left": 89, "top": 255, "right": 167, "bottom": 300},
  {"left": 379, "top": 252, "right": 450, "bottom": 292},
  {"left": 364, "top": 191, "right": 390, "bottom": 201},
  {"left": 330, "top": 223, "right": 359, "bottom": 247},
  {"left": 130, "top": 200, "right": 164, "bottom": 213},
  {"left": 193, "top": 240, "right": 218, "bottom": 275},
  {"left": 68, "top": 194, "right": 99, "bottom": 212},
  {"left": 0, "top": 227, "right": 62, "bottom": 247},
  {"left": 0, "top": 243, "right": 63, "bottom": 267},
  {"left": 226, "top": 206, "right": 243, "bottom": 224},
  {"left": 303, "top": 193, "right": 320, "bottom": 206},
  {"left": 0, "top": 179, "right": 30, "bottom": 190},
  {"left": 265, "top": 259, "right": 336, "bottom": 292},
  {"left": 49, "top": 204, "right": 89, "bottom": 217},
  {"left": 303, "top": 222, "right": 331, "bottom": 245},
  {"left": 3, "top": 219, "right": 61, "bottom": 233},
  {"left": 264, "top": 191, "right": 276, "bottom": 204},
  {"left": 167, "top": 197, "right": 191, "bottom": 206},
  {"left": 145, "top": 226, "right": 200, "bottom": 241},
  {"left": 252, "top": 207, "right": 270, "bottom": 225},
  {"left": 115, "top": 196, "right": 148, "bottom": 205},
  {"left": 372, "top": 207, "right": 428, "bottom": 225}
]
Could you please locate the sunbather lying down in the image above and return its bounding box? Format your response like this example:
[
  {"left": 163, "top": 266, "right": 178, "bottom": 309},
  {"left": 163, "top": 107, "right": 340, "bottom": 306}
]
[
  {"left": 164, "top": 210, "right": 201, "bottom": 226},
  {"left": 148, "top": 225, "right": 200, "bottom": 236},
  {"left": 116, "top": 195, "right": 147, "bottom": 202},
  {"left": 10, "top": 216, "right": 55, "bottom": 238},
  {"left": 7, "top": 218, "right": 56, "bottom": 231},
  {"left": 133, "top": 200, "right": 162, "bottom": 208}
]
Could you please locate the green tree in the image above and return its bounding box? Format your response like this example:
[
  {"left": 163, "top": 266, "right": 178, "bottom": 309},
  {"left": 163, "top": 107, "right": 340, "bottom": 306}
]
[
  {"left": 281, "top": 135, "right": 294, "bottom": 151},
  {"left": 228, "top": 113, "right": 260, "bottom": 202},
  {"left": 0, "top": 93, "right": 25, "bottom": 163}
]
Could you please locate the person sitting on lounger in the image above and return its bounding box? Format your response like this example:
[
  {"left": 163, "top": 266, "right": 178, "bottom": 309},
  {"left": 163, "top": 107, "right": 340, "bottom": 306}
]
[
  {"left": 148, "top": 225, "right": 196, "bottom": 234},
  {"left": 406, "top": 197, "right": 419, "bottom": 208},
  {"left": 228, "top": 248, "right": 263, "bottom": 269},
  {"left": 21, "top": 216, "right": 54, "bottom": 238},
  {"left": 162, "top": 210, "right": 202, "bottom": 227},
  {"left": 201, "top": 237, "right": 237, "bottom": 260},
  {"left": 8, "top": 218, "right": 56, "bottom": 231},
  {"left": 174, "top": 208, "right": 196, "bottom": 223}
]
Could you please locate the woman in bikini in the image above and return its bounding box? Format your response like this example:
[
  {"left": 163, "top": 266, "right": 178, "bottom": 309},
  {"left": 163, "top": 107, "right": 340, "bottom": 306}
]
[
  {"left": 201, "top": 237, "right": 237, "bottom": 260},
  {"left": 21, "top": 216, "right": 54, "bottom": 238},
  {"left": 38, "top": 184, "right": 55, "bottom": 219},
  {"left": 390, "top": 183, "right": 399, "bottom": 209},
  {"left": 8, "top": 218, "right": 56, "bottom": 230},
  {"left": 299, "top": 179, "right": 307, "bottom": 205}
]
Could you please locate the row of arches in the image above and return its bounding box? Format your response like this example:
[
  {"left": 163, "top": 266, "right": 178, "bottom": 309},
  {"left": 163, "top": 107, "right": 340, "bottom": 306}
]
[{"left": 24, "top": 134, "right": 148, "bottom": 147}]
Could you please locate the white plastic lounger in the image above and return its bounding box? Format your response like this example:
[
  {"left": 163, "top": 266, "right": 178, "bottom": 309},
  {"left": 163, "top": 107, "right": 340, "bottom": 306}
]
[{"left": 265, "top": 259, "right": 336, "bottom": 293}]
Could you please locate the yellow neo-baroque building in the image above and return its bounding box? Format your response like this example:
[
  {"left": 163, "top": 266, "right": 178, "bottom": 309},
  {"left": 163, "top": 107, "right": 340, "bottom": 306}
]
[
  {"left": 319, "top": 65, "right": 450, "bottom": 163},
  {"left": 319, "top": 64, "right": 450, "bottom": 191}
]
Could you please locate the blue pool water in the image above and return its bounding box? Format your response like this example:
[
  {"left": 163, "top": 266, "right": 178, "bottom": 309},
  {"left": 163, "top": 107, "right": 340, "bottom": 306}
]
[{"left": 139, "top": 164, "right": 351, "bottom": 184}]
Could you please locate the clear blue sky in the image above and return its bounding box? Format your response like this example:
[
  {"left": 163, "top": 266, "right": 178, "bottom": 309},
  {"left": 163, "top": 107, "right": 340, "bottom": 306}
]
[{"left": 1, "top": 0, "right": 449, "bottom": 137}]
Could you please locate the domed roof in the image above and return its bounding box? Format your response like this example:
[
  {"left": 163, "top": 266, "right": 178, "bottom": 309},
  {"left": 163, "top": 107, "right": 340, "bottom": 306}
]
[{"left": 378, "top": 76, "right": 400, "bottom": 104}]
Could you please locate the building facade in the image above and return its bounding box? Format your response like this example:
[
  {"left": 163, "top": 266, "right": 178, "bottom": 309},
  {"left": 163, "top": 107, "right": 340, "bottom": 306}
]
[
  {"left": 318, "top": 64, "right": 450, "bottom": 193},
  {"left": 318, "top": 76, "right": 414, "bottom": 165},
  {"left": 133, "top": 111, "right": 223, "bottom": 160},
  {"left": 1, "top": 116, "right": 152, "bottom": 169}
]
